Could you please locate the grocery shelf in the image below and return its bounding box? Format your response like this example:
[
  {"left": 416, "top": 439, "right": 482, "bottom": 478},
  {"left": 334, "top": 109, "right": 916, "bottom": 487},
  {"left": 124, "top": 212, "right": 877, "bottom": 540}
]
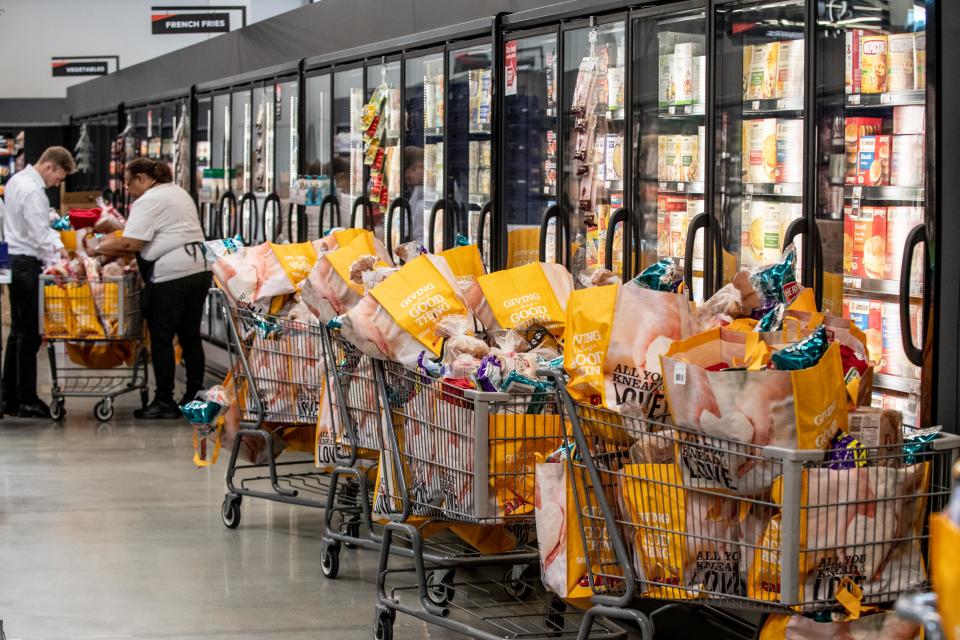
[
  {"left": 743, "top": 182, "right": 803, "bottom": 197},
  {"left": 742, "top": 96, "right": 804, "bottom": 115},
  {"left": 424, "top": 127, "right": 443, "bottom": 138},
  {"left": 846, "top": 90, "right": 925, "bottom": 108},
  {"left": 843, "top": 275, "right": 923, "bottom": 299},
  {"left": 874, "top": 372, "right": 921, "bottom": 395},
  {"left": 469, "top": 123, "right": 492, "bottom": 135},
  {"left": 845, "top": 185, "right": 925, "bottom": 202},
  {"left": 659, "top": 104, "right": 705, "bottom": 117},
  {"left": 607, "top": 108, "right": 626, "bottom": 121},
  {"left": 658, "top": 180, "right": 704, "bottom": 194}
]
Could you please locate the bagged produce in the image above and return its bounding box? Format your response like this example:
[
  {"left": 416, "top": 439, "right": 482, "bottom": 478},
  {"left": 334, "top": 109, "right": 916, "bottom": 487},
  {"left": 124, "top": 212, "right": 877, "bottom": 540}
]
[
  {"left": 660, "top": 328, "right": 849, "bottom": 494},
  {"left": 759, "top": 612, "right": 919, "bottom": 639},
  {"left": 466, "top": 262, "right": 573, "bottom": 339},
  {"left": 748, "top": 463, "right": 931, "bottom": 607},
  {"left": 340, "top": 253, "right": 474, "bottom": 368},
  {"left": 564, "top": 281, "right": 695, "bottom": 421},
  {"left": 300, "top": 230, "right": 392, "bottom": 322},
  {"left": 931, "top": 513, "right": 960, "bottom": 640}
]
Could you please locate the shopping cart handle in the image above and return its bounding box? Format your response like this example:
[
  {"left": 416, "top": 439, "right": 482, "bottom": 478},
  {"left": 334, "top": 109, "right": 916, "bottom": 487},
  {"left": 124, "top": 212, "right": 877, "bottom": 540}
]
[{"left": 536, "top": 368, "right": 563, "bottom": 383}]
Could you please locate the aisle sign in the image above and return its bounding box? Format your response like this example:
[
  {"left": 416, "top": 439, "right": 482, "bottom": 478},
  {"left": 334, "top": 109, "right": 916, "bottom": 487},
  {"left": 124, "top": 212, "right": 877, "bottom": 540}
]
[
  {"left": 151, "top": 11, "right": 230, "bottom": 34},
  {"left": 505, "top": 40, "right": 518, "bottom": 96},
  {"left": 51, "top": 60, "right": 109, "bottom": 76}
]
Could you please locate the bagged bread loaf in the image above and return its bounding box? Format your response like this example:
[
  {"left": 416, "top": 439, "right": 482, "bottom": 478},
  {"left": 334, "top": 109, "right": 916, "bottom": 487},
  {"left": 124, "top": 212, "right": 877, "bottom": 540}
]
[{"left": 300, "top": 230, "right": 392, "bottom": 322}]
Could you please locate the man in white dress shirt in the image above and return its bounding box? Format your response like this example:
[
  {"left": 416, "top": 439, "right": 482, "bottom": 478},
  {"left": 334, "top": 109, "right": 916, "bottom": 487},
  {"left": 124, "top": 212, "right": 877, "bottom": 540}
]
[{"left": 2, "top": 146, "right": 75, "bottom": 418}]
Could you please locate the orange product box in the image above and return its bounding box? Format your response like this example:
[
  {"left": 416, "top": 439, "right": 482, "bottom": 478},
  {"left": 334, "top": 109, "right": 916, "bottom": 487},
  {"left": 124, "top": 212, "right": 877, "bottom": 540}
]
[
  {"left": 844, "top": 205, "right": 887, "bottom": 279},
  {"left": 843, "top": 297, "right": 884, "bottom": 365},
  {"left": 657, "top": 194, "right": 688, "bottom": 259},
  {"left": 857, "top": 134, "right": 891, "bottom": 186},
  {"left": 860, "top": 33, "right": 888, "bottom": 94},
  {"left": 845, "top": 117, "right": 883, "bottom": 184}
]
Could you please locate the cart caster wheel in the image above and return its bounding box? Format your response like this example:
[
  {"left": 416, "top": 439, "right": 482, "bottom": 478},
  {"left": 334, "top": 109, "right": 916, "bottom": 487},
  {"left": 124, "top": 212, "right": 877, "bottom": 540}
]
[
  {"left": 93, "top": 399, "right": 114, "bottom": 422},
  {"left": 503, "top": 565, "right": 534, "bottom": 601},
  {"left": 426, "top": 569, "right": 455, "bottom": 607},
  {"left": 344, "top": 519, "right": 361, "bottom": 547},
  {"left": 221, "top": 496, "right": 241, "bottom": 529},
  {"left": 374, "top": 610, "right": 394, "bottom": 640},
  {"left": 321, "top": 542, "right": 340, "bottom": 579},
  {"left": 50, "top": 400, "right": 66, "bottom": 421}
]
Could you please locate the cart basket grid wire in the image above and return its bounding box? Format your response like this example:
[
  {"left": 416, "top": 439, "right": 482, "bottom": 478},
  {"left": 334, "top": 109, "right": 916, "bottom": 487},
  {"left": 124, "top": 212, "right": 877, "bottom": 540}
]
[
  {"left": 225, "top": 304, "right": 326, "bottom": 427},
  {"left": 557, "top": 397, "right": 958, "bottom": 613},
  {"left": 40, "top": 272, "right": 142, "bottom": 340},
  {"left": 322, "top": 326, "right": 383, "bottom": 453},
  {"left": 377, "top": 359, "right": 564, "bottom": 525}
]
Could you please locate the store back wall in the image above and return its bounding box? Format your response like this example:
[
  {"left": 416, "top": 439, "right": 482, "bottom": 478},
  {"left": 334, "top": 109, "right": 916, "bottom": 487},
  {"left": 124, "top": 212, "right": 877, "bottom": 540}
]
[{"left": 67, "top": 0, "right": 563, "bottom": 116}]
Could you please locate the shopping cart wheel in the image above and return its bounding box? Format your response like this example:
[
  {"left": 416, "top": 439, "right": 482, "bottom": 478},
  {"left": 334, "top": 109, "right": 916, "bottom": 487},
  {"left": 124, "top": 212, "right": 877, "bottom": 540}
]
[
  {"left": 374, "top": 609, "right": 394, "bottom": 640},
  {"left": 93, "top": 399, "right": 114, "bottom": 422},
  {"left": 503, "top": 564, "right": 535, "bottom": 601},
  {"left": 426, "top": 569, "right": 455, "bottom": 607},
  {"left": 321, "top": 542, "right": 340, "bottom": 579},
  {"left": 50, "top": 399, "right": 66, "bottom": 421},
  {"left": 221, "top": 495, "right": 241, "bottom": 529}
]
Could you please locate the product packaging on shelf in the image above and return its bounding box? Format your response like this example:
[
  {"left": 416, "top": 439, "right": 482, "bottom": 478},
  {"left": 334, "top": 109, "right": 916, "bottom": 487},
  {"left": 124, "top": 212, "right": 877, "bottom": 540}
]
[
  {"left": 844, "top": 117, "right": 883, "bottom": 184},
  {"left": 887, "top": 32, "right": 916, "bottom": 92},
  {"left": 744, "top": 42, "right": 779, "bottom": 100},
  {"left": 893, "top": 105, "right": 925, "bottom": 134},
  {"left": 885, "top": 206, "right": 924, "bottom": 280},
  {"left": 857, "top": 134, "right": 891, "bottom": 186},
  {"left": 844, "top": 205, "right": 887, "bottom": 279},
  {"left": 881, "top": 301, "right": 921, "bottom": 379},
  {"left": 891, "top": 134, "right": 925, "bottom": 187},
  {"left": 843, "top": 297, "right": 884, "bottom": 365},
  {"left": 673, "top": 42, "right": 702, "bottom": 106},
  {"left": 775, "top": 38, "right": 804, "bottom": 100},
  {"left": 860, "top": 33, "right": 889, "bottom": 94},
  {"left": 743, "top": 118, "right": 778, "bottom": 184},
  {"left": 914, "top": 32, "right": 927, "bottom": 89},
  {"left": 774, "top": 119, "right": 803, "bottom": 184}
]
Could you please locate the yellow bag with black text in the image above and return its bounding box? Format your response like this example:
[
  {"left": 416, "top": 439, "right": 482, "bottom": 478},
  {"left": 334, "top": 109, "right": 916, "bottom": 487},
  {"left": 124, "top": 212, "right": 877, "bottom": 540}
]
[
  {"left": 505, "top": 227, "right": 541, "bottom": 268},
  {"left": 468, "top": 261, "right": 573, "bottom": 348},
  {"left": 932, "top": 513, "right": 960, "bottom": 640},
  {"left": 748, "top": 463, "right": 931, "bottom": 608},
  {"left": 564, "top": 283, "right": 695, "bottom": 443},
  {"left": 438, "top": 243, "right": 486, "bottom": 286},
  {"left": 660, "top": 328, "right": 849, "bottom": 494},
  {"left": 759, "top": 612, "right": 920, "bottom": 639}
]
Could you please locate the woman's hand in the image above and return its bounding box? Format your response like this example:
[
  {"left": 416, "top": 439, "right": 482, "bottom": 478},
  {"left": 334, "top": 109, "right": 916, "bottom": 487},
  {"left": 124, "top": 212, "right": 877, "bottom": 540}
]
[{"left": 95, "top": 234, "right": 145, "bottom": 257}]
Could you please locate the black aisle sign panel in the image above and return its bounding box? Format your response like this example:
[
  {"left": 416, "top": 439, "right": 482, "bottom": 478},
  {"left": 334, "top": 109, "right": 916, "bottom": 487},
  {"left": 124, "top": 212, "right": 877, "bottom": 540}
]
[
  {"left": 52, "top": 60, "right": 109, "bottom": 76},
  {"left": 151, "top": 12, "right": 230, "bottom": 34}
]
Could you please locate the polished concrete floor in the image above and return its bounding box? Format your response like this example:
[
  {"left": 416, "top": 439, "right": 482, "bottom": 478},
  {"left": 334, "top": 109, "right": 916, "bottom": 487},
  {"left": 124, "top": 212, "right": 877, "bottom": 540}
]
[{"left": 0, "top": 390, "right": 482, "bottom": 639}]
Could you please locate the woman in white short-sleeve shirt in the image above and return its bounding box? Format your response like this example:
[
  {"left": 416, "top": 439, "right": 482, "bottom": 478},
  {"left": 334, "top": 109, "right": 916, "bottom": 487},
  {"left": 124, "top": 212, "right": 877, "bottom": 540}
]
[{"left": 96, "top": 158, "right": 211, "bottom": 419}]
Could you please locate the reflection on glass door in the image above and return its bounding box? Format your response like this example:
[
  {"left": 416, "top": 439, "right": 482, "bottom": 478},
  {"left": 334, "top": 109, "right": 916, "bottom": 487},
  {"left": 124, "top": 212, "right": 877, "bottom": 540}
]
[
  {"left": 275, "top": 79, "right": 299, "bottom": 239},
  {"left": 563, "top": 21, "right": 626, "bottom": 283},
  {"left": 634, "top": 7, "right": 706, "bottom": 299},
  {"left": 195, "top": 97, "right": 212, "bottom": 222},
  {"left": 252, "top": 84, "right": 275, "bottom": 196},
  {"left": 305, "top": 73, "right": 332, "bottom": 237},
  {"left": 403, "top": 52, "right": 445, "bottom": 253},
  {"left": 715, "top": 1, "right": 806, "bottom": 284},
  {"left": 365, "top": 61, "right": 401, "bottom": 240},
  {"left": 502, "top": 32, "right": 558, "bottom": 268},
  {"left": 334, "top": 68, "right": 364, "bottom": 227},
  {"left": 448, "top": 43, "right": 493, "bottom": 258},
  {"left": 231, "top": 89, "right": 252, "bottom": 195},
  {"left": 815, "top": 1, "right": 927, "bottom": 425}
]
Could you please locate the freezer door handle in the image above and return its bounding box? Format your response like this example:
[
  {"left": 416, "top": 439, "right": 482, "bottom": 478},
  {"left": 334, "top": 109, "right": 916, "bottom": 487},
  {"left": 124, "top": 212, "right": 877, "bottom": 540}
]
[
  {"left": 260, "top": 192, "right": 281, "bottom": 242},
  {"left": 351, "top": 195, "right": 373, "bottom": 231},
  {"left": 238, "top": 192, "right": 260, "bottom": 245},
  {"left": 217, "top": 191, "right": 238, "bottom": 239},
  {"left": 900, "top": 224, "right": 926, "bottom": 367},
  {"left": 477, "top": 200, "right": 493, "bottom": 260},
  {"left": 604, "top": 208, "right": 631, "bottom": 280},
  {"left": 385, "top": 196, "right": 412, "bottom": 260},
  {"left": 684, "top": 212, "right": 709, "bottom": 301},
  {"left": 783, "top": 217, "right": 824, "bottom": 311},
  {"left": 538, "top": 203, "right": 564, "bottom": 264},
  {"left": 319, "top": 194, "right": 341, "bottom": 235}
]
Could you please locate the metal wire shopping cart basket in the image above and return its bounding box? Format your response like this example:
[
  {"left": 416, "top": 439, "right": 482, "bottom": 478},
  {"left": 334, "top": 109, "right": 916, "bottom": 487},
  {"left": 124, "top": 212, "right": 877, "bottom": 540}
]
[
  {"left": 371, "top": 358, "right": 625, "bottom": 640},
  {"left": 39, "top": 271, "right": 148, "bottom": 421},
  {"left": 545, "top": 370, "right": 960, "bottom": 639}
]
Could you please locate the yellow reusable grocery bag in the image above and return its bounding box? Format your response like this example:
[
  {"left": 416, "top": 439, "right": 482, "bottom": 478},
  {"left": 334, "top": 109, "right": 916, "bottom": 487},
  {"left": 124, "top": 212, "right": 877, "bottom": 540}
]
[
  {"left": 43, "top": 284, "right": 73, "bottom": 337},
  {"left": 70, "top": 283, "right": 106, "bottom": 338},
  {"left": 326, "top": 232, "right": 390, "bottom": 296},
  {"left": 932, "top": 513, "right": 960, "bottom": 640},
  {"left": 438, "top": 244, "right": 486, "bottom": 284},
  {"left": 489, "top": 413, "right": 563, "bottom": 517},
  {"left": 476, "top": 262, "right": 570, "bottom": 338},
  {"left": 506, "top": 228, "right": 541, "bottom": 268},
  {"left": 269, "top": 241, "right": 319, "bottom": 291}
]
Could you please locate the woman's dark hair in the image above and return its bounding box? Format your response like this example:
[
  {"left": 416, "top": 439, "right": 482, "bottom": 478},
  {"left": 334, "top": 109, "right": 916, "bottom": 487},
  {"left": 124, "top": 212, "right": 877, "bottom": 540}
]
[{"left": 125, "top": 157, "right": 173, "bottom": 184}]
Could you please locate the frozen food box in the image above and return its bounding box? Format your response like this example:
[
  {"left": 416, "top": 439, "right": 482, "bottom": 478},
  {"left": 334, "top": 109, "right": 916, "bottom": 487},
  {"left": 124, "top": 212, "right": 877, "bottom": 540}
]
[
  {"left": 881, "top": 301, "right": 921, "bottom": 379},
  {"left": 893, "top": 105, "right": 925, "bottom": 135},
  {"left": 742, "top": 198, "right": 783, "bottom": 267},
  {"left": 673, "top": 42, "right": 703, "bottom": 105},
  {"left": 844, "top": 205, "right": 887, "bottom": 279},
  {"left": 659, "top": 54, "right": 674, "bottom": 107},
  {"left": 844, "top": 297, "right": 884, "bottom": 364},
  {"left": 914, "top": 32, "right": 926, "bottom": 89},
  {"left": 845, "top": 117, "right": 883, "bottom": 184},
  {"left": 679, "top": 134, "right": 699, "bottom": 182},
  {"left": 887, "top": 32, "right": 916, "bottom": 93},
  {"left": 775, "top": 38, "right": 804, "bottom": 99},
  {"left": 857, "top": 134, "right": 891, "bottom": 186},
  {"left": 745, "top": 42, "right": 779, "bottom": 100},
  {"left": 847, "top": 406, "right": 902, "bottom": 462},
  {"left": 860, "top": 33, "right": 888, "bottom": 94},
  {"left": 656, "top": 194, "right": 671, "bottom": 258},
  {"left": 885, "top": 206, "right": 923, "bottom": 280},
  {"left": 774, "top": 118, "right": 803, "bottom": 184},
  {"left": 845, "top": 30, "right": 860, "bottom": 94},
  {"left": 891, "top": 134, "right": 924, "bottom": 187},
  {"left": 743, "top": 118, "right": 778, "bottom": 183}
]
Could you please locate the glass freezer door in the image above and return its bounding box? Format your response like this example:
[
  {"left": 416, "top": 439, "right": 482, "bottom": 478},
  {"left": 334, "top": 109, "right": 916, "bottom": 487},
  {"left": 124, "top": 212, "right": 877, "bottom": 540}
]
[
  {"left": 714, "top": 1, "right": 806, "bottom": 284},
  {"left": 305, "top": 73, "right": 332, "bottom": 237},
  {"left": 502, "top": 32, "right": 559, "bottom": 269},
  {"left": 365, "top": 61, "right": 401, "bottom": 241},
  {"left": 562, "top": 21, "right": 627, "bottom": 284},
  {"left": 252, "top": 84, "right": 275, "bottom": 197},
  {"left": 231, "top": 89, "right": 252, "bottom": 196},
  {"left": 402, "top": 52, "right": 445, "bottom": 255},
  {"left": 633, "top": 6, "right": 707, "bottom": 299},
  {"left": 447, "top": 43, "right": 493, "bottom": 259},
  {"left": 274, "top": 79, "right": 298, "bottom": 240},
  {"left": 333, "top": 68, "right": 365, "bottom": 229},
  {"left": 814, "top": 1, "right": 928, "bottom": 425}
]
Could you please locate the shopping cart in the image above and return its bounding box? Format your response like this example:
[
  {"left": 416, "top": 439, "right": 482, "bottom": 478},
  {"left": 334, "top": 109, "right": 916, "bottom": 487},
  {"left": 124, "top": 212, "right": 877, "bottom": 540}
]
[
  {"left": 371, "top": 359, "right": 626, "bottom": 640},
  {"left": 544, "top": 369, "right": 960, "bottom": 639},
  {"left": 215, "top": 288, "right": 339, "bottom": 528},
  {"left": 39, "top": 272, "right": 149, "bottom": 421}
]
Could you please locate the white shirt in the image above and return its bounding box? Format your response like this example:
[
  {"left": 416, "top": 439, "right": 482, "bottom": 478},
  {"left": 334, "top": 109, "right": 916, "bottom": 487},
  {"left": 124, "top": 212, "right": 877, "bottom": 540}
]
[
  {"left": 2, "top": 165, "right": 63, "bottom": 262},
  {"left": 123, "top": 183, "right": 208, "bottom": 283}
]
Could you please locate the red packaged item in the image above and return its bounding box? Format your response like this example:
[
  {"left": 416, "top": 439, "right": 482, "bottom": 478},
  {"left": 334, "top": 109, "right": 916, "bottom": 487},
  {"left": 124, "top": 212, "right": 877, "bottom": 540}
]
[
  {"left": 844, "top": 206, "right": 886, "bottom": 279},
  {"left": 857, "top": 135, "right": 891, "bottom": 186},
  {"left": 68, "top": 208, "right": 102, "bottom": 230},
  {"left": 844, "top": 117, "right": 882, "bottom": 184},
  {"left": 372, "top": 147, "right": 386, "bottom": 173}
]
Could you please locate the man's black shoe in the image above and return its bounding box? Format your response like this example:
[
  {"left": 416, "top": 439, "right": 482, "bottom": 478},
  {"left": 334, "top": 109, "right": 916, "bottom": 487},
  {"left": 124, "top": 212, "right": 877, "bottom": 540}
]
[
  {"left": 134, "top": 398, "right": 182, "bottom": 420},
  {"left": 18, "top": 400, "right": 52, "bottom": 419}
]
